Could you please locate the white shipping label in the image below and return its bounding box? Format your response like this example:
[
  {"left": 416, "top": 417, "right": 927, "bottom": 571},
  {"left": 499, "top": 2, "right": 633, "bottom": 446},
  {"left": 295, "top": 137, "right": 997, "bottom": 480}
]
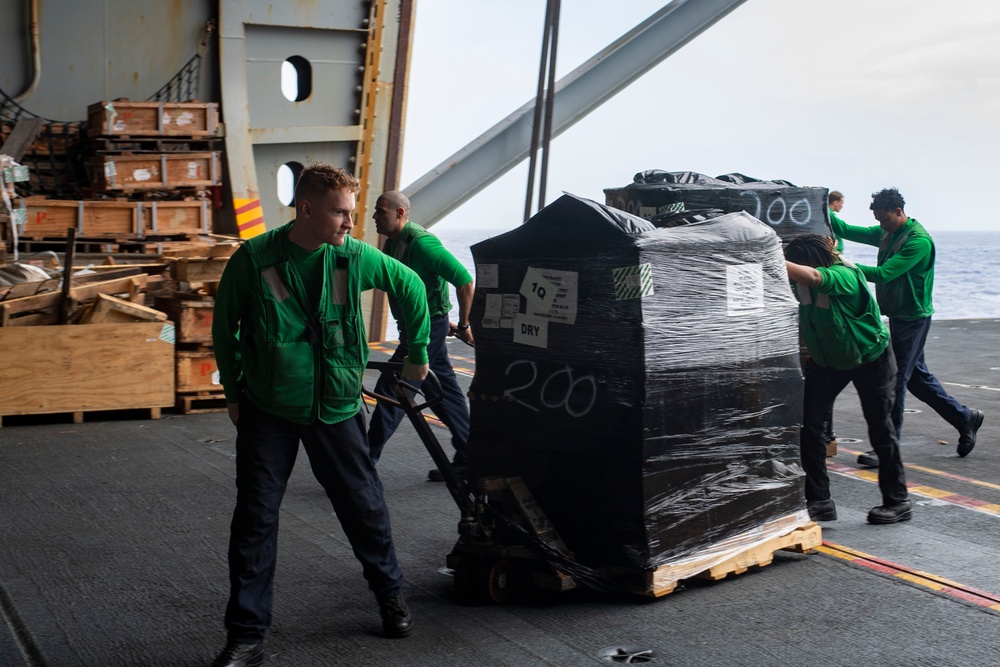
[
  {"left": 104, "top": 161, "right": 117, "bottom": 177},
  {"left": 520, "top": 267, "right": 557, "bottom": 312},
  {"left": 525, "top": 268, "right": 578, "bottom": 324},
  {"left": 512, "top": 315, "right": 548, "bottom": 348},
  {"left": 133, "top": 169, "right": 152, "bottom": 182},
  {"left": 726, "top": 263, "right": 764, "bottom": 315},
  {"left": 176, "top": 111, "right": 195, "bottom": 126},
  {"left": 501, "top": 294, "right": 519, "bottom": 329},
  {"left": 476, "top": 263, "right": 498, "bottom": 289},
  {"left": 162, "top": 112, "right": 172, "bottom": 126},
  {"left": 482, "top": 293, "right": 503, "bottom": 328},
  {"left": 211, "top": 370, "right": 221, "bottom": 385},
  {"left": 187, "top": 162, "right": 200, "bottom": 179}
]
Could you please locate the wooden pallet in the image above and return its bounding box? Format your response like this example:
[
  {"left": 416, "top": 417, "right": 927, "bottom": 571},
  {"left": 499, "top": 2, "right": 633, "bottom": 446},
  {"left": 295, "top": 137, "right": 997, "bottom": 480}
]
[
  {"left": 0, "top": 406, "right": 163, "bottom": 428},
  {"left": 175, "top": 391, "right": 227, "bottom": 414},
  {"left": 628, "top": 517, "right": 823, "bottom": 598},
  {"left": 86, "top": 136, "right": 223, "bottom": 154}
]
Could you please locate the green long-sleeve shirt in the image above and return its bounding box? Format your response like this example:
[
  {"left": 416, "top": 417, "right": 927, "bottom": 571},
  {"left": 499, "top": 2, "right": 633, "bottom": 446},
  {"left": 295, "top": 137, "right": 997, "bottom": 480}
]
[
  {"left": 828, "top": 209, "right": 846, "bottom": 253},
  {"left": 794, "top": 262, "right": 889, "bottom": 370},
  {"left": 828, "top": 215, "right": 935, "bottom": 320},
  {"left": 383, "top": 221, "right": 472, "bottom": 320}
]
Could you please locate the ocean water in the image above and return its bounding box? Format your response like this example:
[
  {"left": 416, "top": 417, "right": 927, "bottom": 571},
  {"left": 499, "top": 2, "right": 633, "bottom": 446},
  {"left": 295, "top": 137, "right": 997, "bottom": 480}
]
[{"left": 382, "top": 227, "right": 1000, "bottom": 340}]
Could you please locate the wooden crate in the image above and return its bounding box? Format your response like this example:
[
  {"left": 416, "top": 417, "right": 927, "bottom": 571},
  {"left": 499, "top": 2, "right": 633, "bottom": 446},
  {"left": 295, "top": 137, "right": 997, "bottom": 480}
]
[
  {"left": 176, "top": 349, "right": 221, "bottom": 393},
  {"left": 90, "top": 152, "right": 220, "bottom": 192},
  {"left": 0, "top": 322, "right": 175, "bottom": 419},
  {"left": 153, "top": 297, "right": 214, "bottom": 343},
  {"left": 20, "top": 199, "right": 211, "bottom": 239},
  {"left": 171, "top": 257, "right": 228, "bottom": 283},
  {"left": 88, "top": 100, "right": 220, "bottom": 138},
  {"left": 81, "top": 293, "right": 168, "bottom": 325}
]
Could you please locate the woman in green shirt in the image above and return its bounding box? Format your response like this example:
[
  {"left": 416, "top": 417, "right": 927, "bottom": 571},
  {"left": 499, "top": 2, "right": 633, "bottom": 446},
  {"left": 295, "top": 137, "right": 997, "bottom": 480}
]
[{"left": 785, "top": 234, "right": 911, "bottom": 525}]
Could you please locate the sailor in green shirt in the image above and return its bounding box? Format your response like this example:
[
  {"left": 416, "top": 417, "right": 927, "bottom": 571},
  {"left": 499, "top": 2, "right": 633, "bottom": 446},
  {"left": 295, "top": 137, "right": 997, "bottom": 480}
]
[
  {"left": 821, "top": 192, "right": 847, "bottom": 454},
  {"left": 785, "top": 234, "right": 911, "bottom": 524},
  {"left": 829, "top": 187, "right": 984, "bottom": 468},
  {"left": 368, "top": 190, "right": 475, "bottom": 481},
  {"left": 828, "top": 190, "right": 846, "bottom": 254},
  {"left": 209, "top": 164, "right": 430, "bottom": 664}
]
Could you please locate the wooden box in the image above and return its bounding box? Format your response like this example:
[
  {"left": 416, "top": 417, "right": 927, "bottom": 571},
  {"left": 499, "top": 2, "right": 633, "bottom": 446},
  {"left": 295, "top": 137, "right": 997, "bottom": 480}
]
[
  {"left": 0, "top": 322, "right": 175, "bottom": 416},
  {"left": 90, "top": 152, "right": 220, "bottom": 192},
  {"left": 20, "top": 199, "right": 211, "bottom": 239},
  {"left": 153, "top": 298, "right": 214, "bottom": 343},
  {"left": 176, "top": 349, "right": 221, "bottom": 393},
  {"left": 21, "top": 199, "right": 141, "bottom": 238},
  {"left": 87, "top": 101, "right": 220, "bottom": 138},
  {"left": 171, "top": 257, "right": 228, "bottom": 283},
  {"left": 81, "top": 293, "right": 168, "bottom": 325}
]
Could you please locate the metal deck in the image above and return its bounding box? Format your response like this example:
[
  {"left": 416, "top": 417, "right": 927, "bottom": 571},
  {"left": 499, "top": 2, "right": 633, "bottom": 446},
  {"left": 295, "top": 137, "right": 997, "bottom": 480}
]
[{"left": 2, "top": 318, "right": 1000, "bottom": 666}]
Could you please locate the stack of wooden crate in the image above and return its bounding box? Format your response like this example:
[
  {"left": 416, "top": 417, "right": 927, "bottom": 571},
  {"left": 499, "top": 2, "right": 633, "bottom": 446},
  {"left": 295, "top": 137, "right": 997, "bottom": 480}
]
[
  {"left": 14, "top": 99, "right": 221, "bottom": 254},
  {"left": 153, "top": 243, "right": 236, "bottom": 413}
]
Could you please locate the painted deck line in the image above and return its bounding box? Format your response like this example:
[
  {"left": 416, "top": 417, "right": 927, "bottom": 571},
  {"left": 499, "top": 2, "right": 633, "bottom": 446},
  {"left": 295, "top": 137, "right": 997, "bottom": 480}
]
[
  {"left": 838, "top": 446, "right": 1000, "bottom": 493},
  {"left": 818, "top": 541, "right": 1000, "bottom": 612},
  {"left": 827, "top": 461, "right": 1000, "bottom": 518}
]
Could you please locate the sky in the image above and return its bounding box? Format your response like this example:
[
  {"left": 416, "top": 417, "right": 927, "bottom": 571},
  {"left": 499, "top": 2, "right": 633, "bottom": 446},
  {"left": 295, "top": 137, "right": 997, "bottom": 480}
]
[{"left": 398, "top": 0, "right": 1000, "bottom": 234}]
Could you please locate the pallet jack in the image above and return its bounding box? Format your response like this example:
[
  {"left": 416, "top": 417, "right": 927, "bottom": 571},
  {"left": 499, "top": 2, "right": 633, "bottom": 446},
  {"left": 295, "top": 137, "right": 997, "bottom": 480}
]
[{"left": 364, "top": 360, "right": 609, "bottom": 604}]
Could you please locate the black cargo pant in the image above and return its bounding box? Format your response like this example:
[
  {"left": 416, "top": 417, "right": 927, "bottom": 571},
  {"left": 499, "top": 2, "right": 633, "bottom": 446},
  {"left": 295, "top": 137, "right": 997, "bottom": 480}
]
[
  {"left": 801, "top": 348, "right": 908, "bottom": 506},
  {"left": 224, "top": 399, "right": 403, "bottom": 644}
]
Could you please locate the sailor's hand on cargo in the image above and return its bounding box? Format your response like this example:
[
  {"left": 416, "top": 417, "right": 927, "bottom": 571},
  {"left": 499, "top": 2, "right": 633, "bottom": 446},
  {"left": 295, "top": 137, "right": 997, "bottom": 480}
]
[
  {"left": 227, "top": 402, "right": 240, "bottom": 426},
  {"left": 401, "top": 356, "right": 429, "bottom": 381}
]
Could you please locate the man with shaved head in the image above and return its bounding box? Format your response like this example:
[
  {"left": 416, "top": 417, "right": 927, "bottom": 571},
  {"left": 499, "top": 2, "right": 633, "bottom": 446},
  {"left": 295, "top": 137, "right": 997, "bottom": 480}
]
[{"left": 369, "top": 190, "right": 475, "bottom": 481}]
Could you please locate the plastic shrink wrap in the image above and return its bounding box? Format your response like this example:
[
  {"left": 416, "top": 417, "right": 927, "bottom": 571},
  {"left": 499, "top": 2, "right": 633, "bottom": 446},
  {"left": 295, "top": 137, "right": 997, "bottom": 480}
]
[
  {"left": 467, "top": 194, "right": 808, "bottom": 578},
  {"left": 605, "top": 170, "right": 833, "bottom": 242}
]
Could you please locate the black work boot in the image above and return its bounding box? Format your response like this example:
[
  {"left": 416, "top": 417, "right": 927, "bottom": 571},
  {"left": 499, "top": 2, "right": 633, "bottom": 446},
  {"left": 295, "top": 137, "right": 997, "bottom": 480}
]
[
  {"left": 210, "top": 640, "right": 264, "bottom": 667},
  {"left": 957, "top": 409, "right": 985, "bottom": 457},
  {"left": 867, "top": 499, "right": 913, "bottom": 524},
  {"left": 379, "top": 594, "right": 413, "bottom": 638},
  {"left": 857, "top": 450, "right": 879, "bottom": 468},
  {"left": 807, "top": 499, "right": 838, "bottom": 522}
]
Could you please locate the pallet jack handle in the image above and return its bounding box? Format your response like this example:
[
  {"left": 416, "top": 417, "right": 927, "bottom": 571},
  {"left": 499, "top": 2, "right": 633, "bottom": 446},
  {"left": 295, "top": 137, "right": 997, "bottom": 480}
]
[{"left": 364, "top": 361, "right": 477, "bottom": 517}]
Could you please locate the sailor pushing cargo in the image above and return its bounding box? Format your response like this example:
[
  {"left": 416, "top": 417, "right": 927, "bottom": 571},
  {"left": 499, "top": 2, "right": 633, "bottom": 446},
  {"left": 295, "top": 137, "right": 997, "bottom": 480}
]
[
  {"left": 368, "top": 190, "right": 475, "bottom": 482},
  {"left": 784, "top": 234, "right": 912, "bottom": 524}
]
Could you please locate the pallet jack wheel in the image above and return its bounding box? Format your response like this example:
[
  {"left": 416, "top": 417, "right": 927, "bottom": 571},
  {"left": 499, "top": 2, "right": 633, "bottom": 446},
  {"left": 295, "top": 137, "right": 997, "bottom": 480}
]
[
  {"left": 453, "top": 557, "right": 513, "bottom": 604},
  {"left": 484, "top": 558, "right": 513, "bottom": 604}
]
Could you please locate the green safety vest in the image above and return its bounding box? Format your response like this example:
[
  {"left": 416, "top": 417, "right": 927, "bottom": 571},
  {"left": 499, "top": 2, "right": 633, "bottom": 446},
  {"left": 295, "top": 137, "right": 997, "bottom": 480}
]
[
  {"left": 384, "top": 222, "right": 451, "bottom": 319},
  {"left": 240, "top": 224, "right": 368, "bottom": 423}
]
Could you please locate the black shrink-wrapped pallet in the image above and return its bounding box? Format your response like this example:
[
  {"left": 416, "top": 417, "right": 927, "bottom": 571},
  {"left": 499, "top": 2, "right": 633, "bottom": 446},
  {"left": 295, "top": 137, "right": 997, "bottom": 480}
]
[
  {"left": 604, "top": 170, "right": 833, "bottom": 242},
  {"left": 467, "top": 194, "right": 807, "bottom": 573}
]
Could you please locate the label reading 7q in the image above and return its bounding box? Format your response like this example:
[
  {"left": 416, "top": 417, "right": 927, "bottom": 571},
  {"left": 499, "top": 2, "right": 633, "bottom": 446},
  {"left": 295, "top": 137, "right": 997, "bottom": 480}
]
[{"left": 520, "top": 267, "right": 557, "bottom": 314}]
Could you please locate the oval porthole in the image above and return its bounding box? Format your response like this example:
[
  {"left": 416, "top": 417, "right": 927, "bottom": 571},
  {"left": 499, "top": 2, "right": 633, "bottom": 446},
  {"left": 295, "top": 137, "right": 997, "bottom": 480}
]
[
  {"left": 277, "top": 162, "right": 303, "bottom": 206},
  {"left": 281, "top": 56, "right": 312, "bottom": 102}
]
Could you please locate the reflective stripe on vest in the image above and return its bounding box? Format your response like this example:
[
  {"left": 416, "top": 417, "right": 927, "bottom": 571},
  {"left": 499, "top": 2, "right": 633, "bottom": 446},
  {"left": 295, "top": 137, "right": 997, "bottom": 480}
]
[
  {"left": 796, "top": 283, "right": 830, "bottom": 309},
  {"left": 262, "top": 266, "right": 290, "bottom": 303}
]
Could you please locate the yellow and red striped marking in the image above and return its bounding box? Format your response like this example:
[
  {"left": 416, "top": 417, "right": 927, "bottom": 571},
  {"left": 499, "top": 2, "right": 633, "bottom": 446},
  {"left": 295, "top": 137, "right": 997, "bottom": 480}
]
[
  {"left": 234, "top": 198, "right": 265, "bottom": 239},
  {"left": 819, "top": 541, "right": 1000, "bottom": 611},
  {"left": 827, "top": 460, "right": 1000, "bottom": 517}
]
